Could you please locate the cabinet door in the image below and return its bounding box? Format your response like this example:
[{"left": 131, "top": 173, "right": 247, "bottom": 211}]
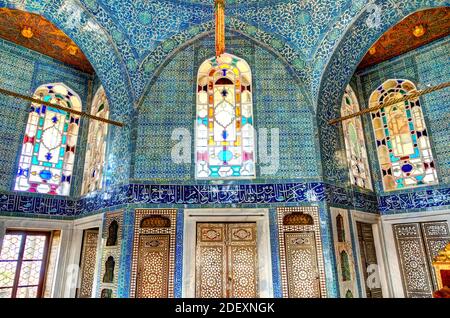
[
  {"left": 284, "top": 231, "right": 321, "bottom": 298},
  {"left": 136, "top": 234, "right": 170, "bottom": 298}
]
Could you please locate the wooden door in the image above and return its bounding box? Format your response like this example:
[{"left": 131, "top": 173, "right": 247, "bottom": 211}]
[
  {"left": 136, "top": 234, "right": 170, "bottom": 298},
  {"left": 195, "top": 223, "right": 258, "bottom": 298},
  {"left": 357, "top": 222, "right": 383, "bottom": 298},
  {"left": 284, "top": 231, "right": 321, "bottom": 298},
  {"left": 393, "top": 221, "right": 450, "bottom": 297}
]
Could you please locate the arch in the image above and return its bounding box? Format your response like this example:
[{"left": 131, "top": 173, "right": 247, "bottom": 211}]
[
  {"left": 369, "top": 79, "right": 438, "bottom": 191},
  {"left": 315, "top": 2, "right": 445, "bottom": 184},
  {"left": 341, "top": 85, "right": 372, "bottom": 190},
  {"left": 103, "top": 256, "right": 115, "bottom": 283},
  {"left": 81, "top": 86, "right": 110, "bottom": 195},
  {"left": 137, "top": 21, "right": 311, "bottom": 107},
  {"left": 195, "top": 53, "right": 255, "bottom": 179},
  {"left": 1, "top": 2, "right": 133, "bottom": 112},
  {"left": 140, "top": 215, "right": 171, "bottom": 228},
  {"left": 14, "top": 83, "right": 81, "bottom": 196}
]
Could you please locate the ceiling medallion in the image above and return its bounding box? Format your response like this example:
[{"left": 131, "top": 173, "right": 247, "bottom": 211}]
[
  {"left": 21, "top": 26, "right": 33, "bottom": 39},
  {"left": 412, "top": 24, "right": 426, "bottom": 37}
]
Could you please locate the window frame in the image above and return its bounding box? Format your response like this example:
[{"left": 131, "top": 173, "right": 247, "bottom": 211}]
[{"left": 0, "top": 230, "right": 51, "bottom": 298}]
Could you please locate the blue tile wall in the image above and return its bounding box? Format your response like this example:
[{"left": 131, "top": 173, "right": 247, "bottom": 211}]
[
  {"left": 355, "top": 37, "right": 450, "bottom": 195},
  {"left": 133, "top": 32, "right": 319, "bottom": 182},
  {"left": 316, "top": 0, "right": 444, "bottom": 187},
  {"left": 0, "top": 37, "right": 91, "bottom": 195}
]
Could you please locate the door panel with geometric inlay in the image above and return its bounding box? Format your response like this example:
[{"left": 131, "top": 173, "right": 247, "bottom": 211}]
[
  {"left": 136, "top": 234, "right": 170, "bottom": 298},
  {"left": 284, "top": 231, "right": 321, "bottom": 298},
  {"left": 76, "top": 229, "right": 99, "bottom": 298},
  {"left": 195, "top": 223, "right": 258, "bottom": 298},
  {"left": 393, "top": 221, "right": 450, "bottom": 298}
]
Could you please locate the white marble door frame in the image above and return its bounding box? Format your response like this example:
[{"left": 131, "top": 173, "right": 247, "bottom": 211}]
[{"left": 182, "top": 208, "right": 273, "bottom": 298}]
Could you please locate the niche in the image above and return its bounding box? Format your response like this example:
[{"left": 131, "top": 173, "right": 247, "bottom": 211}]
[
  {"left": 106, "top": 220, "right": 118, "bottom": 246},
  {"left": 103, "top": 256, "right": 115, "bottom": 283}
]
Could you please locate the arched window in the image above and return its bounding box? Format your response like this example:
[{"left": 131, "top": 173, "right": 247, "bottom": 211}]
[
  {"left": 370, "top": 79, "right": 438, "bottom": 191},
  {"left": 81, "top": 86, "right": 109, "bottom": 194},
  {"left": 14, "top": 83, "right": 81, "bottom": 196},
  {"left": 341, "top": 85, "right": 372, "bottom": 190},
  {"left": 195, "top": 53, "right": 255, "bottom": 179}
]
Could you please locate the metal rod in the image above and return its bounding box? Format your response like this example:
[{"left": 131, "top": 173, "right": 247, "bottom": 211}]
[
  {"left": 0, "top": 86, "right": 124, "bottom": 127},
  {"left": 328, "top": 81, "right": 450, "bottom": 125}
]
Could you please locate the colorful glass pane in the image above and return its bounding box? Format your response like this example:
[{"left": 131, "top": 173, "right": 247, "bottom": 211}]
[
  {"left": 14, "top": 83, "right": 81, "bottom": 196},
  {"left": 81, "top": 86, "right": 109, "bottom": 194},
  {"left": 195, "top": 53, "right": 255, "bottom": 179},
  {"left": 341, "top": 85, "right": 372, "bottom": 190},
  {"left": 370, "top": 79, "right": 438, "bottom": 191}
]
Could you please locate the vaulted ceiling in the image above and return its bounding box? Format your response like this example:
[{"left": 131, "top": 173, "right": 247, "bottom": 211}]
[
  {"left": 358, "top": 7, "right": 450, "bottom": 70},
  {"left": 0, "top": 1, "right": 447, "bottom": 106},
  {"left": 0, "top": 8, "right": 93, "bottom": 74}
]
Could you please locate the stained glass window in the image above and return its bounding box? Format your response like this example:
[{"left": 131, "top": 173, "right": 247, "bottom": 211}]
[
  {"left": 370, "top": 79, "right": 438, "bottom": 191},
  {"left": 14, "top": 83, "right": 81, "bottom": 196},
  {"left": 81, "top": 86, "right": 109, "bottom": 194},
  {"left": 341, "top": 85, "right": 372, "bottom": 190},
  {"left": 0, "top": 231, "right": 50, "bottom": 298},
  {"left": 195, "top": 53, "right": 255, "bottom": 179}
]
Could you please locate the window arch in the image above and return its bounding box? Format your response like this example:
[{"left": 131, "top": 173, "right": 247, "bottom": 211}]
[
  {"left": 341, "top": 85, "right": 372, "bottom": 190},
  {"left": 14, "top": 83, "right": 81, "bottom": 196},
  {"left": 370, "top": 79, "right": 438, "bottom": 191},
  {"left": 195, "top": 53, "right": 255, "bottom": 179},
  {"left": 81, "top": 86, "right": 109, "bottom": 194}
]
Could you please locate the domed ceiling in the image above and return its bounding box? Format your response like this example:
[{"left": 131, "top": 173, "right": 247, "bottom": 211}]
[
  {"left": 0, "top": 8, "right": 93, "bottom": 74},
  {"left": 358, "top": 7, "right": 450, "bottom": 70}
]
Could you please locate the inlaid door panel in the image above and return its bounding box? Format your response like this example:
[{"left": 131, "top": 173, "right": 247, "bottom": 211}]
[
  {"left": 421, "top": 221, "right": 450, "bottom": 291},
  {"left": 136, "top": 234, "right": 170, "bottom": 298},
  {"left": 227, "top": 223, "right": 258, "bottom": 298},
  {"left": 357, "top": 222, "right": 383, "bottom": 298},
  {"left": 195, "top": 223, "right": 258, "bottom": 298},
  {"left": 284, "top": 231, "right": 321, "bottom": 298},
  {"left": 77, "top": 229, "right": 99, "bottom": 298},
  {"left": 393, "top": 221, "right": 450, "bottom": 298}
]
